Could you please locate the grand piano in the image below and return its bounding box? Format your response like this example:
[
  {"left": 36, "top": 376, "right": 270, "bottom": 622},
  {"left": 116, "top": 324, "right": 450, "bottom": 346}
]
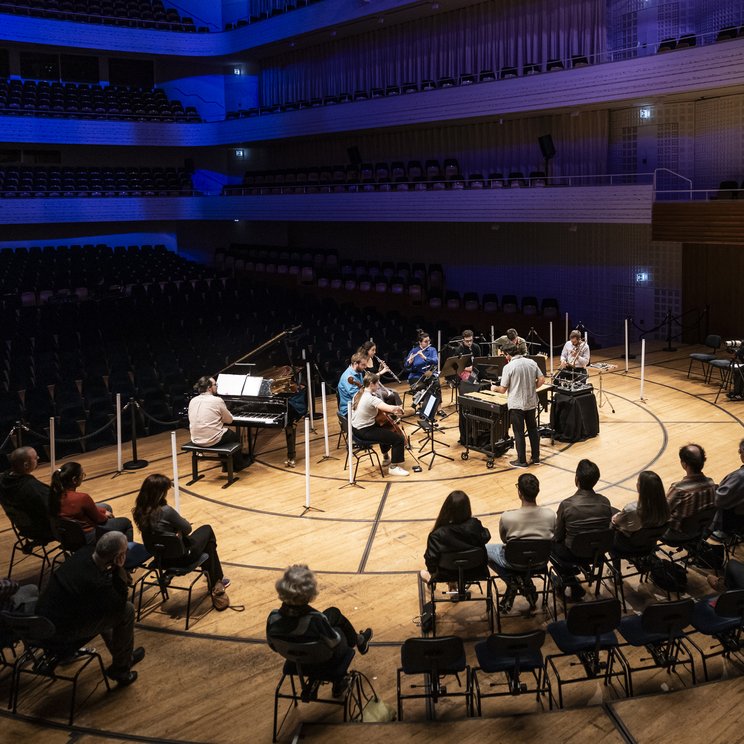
[{"left": 216, "top": 326, "right": 306, "bottom": 459}]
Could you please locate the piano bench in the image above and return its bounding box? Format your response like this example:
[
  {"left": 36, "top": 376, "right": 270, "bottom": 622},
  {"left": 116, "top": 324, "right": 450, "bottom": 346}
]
[{"left": 182, "top": 441, "right": 242, "bottom": 489}]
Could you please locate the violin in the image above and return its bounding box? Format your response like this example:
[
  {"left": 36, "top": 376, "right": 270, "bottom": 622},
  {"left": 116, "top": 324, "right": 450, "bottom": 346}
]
[{"left": 347, "top": 376, "right": 403, "bottom": 435}]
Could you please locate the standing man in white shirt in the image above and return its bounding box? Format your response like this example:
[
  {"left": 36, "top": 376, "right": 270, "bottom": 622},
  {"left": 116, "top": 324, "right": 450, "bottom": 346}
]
[
  {"left": 558, "top": 329, "right": 590, "bottom": 383},
  {"left": 491, "top": 345, "right": 545, "bottom": 468},
  {"left": 188, "top": 376, "right": 246, "bottom": 470}
]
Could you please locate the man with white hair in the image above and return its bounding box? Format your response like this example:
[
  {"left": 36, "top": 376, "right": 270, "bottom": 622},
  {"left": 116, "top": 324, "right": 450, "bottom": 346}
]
[{"left": 36, "top": 531, "right": 144, "bottom": 686}]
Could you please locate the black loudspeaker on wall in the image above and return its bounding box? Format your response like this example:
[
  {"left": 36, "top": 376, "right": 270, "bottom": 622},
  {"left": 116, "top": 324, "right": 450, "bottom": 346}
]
[
  {"left": 538, "top": 134, "right": 556, "bottom": 160},
  {"left": 347, "top": 146, "right": 363, "bottom": 165}
]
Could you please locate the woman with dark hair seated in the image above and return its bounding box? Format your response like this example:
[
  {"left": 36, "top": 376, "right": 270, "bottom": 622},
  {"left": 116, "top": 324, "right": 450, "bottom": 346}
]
[
  {"left": 132, "top": 473, "right": 230, "bottom": 603},
  {"left": 611, "top": 470, "right": 670, "bottom": 547},
  {"left": 266, "top": 564, "right": 372, "bottom": 695},
  {"left": 49, "top": 461, "right": 133, "bottom": 540},
  {"left": 420, "top": 490, "right": 491, "bottom": 592}
]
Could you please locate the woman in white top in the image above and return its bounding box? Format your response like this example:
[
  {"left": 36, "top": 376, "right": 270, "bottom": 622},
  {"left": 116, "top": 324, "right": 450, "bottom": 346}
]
[{"left": 350, "top": 373, "right": 408, "bottom": 476}]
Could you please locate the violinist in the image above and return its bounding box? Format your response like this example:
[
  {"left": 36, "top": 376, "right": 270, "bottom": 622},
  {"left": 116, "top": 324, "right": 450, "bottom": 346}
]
[
  {"left": 350, "top": 373, "right": 409, "bottom": 476},
  {"left": 358, "top": 340, "right": 402, "bottom": 406},
  {"left": 337, "top": 352, "right": 367, "bottom": 418},
  {"left": 558, "top": 330, "right": 590, "bottom": 383}
]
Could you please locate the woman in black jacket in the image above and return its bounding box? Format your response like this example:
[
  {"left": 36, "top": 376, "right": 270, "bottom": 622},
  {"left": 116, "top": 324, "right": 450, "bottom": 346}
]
[{"left": 420, "top": 490, "right": 491, "bottom": 585}]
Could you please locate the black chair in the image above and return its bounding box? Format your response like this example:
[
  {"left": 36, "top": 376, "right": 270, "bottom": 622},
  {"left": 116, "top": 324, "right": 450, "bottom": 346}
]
[
  {"left": 0, "top": 611, "right": 111, "bottom": 725},
  {"left": 494, "top": 539, "right": 554, "bottom": 624},
  {"left": 659, "top": 507, "right": 717, "bottom": 571},
  {"left": 618, "top": 598, "right": 696, "bottom": 695},
  {"left": 545, "top": 598, "right": 629, "bottom": 709},
  {"left": 342, "top": 430, "right": 385, "bottom": 480},
  {"left": 471, "top": 630, "right": 548, "bottom": 713},
  {"left": 687, "top": 334, "right": 721, "bottom": 381},
  {"left": 268, "top": 637, "right": 362, "bottom": 742},
  {"left": 50, "top": 517, "right": 89, "bottom": 570},
  {"left": 550, "top": 528, "right": 615, "bottom": 616},
  {"left": 688, "top": 589, "right": 744, "bottom": 681},
  {"left": 609, "top": 523, "right": 668, "bottom": 610},
  {"left": 426, "top": 548, "right": 495, "bottom": 636},
  {"left": 397, "top": 636, "right": 472, "bottom": 720},
  {"left": 1, "top": 503, "right": 61, "bottom": 586},
  {"left": 136, "top": 532, "right": 210, "bottom": 630}
]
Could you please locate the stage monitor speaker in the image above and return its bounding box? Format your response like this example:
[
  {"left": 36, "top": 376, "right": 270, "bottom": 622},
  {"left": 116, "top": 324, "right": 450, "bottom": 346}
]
[
  {"left": 347, "top": 146, "right": 363, "bottom": 165},
  {"left": 538, "top": 134, "right": 556, "bottom": 160}
]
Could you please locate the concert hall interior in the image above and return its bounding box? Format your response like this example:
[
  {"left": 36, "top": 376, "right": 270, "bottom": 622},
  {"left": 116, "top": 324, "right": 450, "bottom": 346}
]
[{"left": 2, "top": 0, "right": 744, "bottom": 741}]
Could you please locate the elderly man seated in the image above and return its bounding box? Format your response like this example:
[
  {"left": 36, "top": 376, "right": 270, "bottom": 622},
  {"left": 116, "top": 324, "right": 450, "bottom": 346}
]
[{"left": 36, "top": 531, "right": 144, "bottom": 686}]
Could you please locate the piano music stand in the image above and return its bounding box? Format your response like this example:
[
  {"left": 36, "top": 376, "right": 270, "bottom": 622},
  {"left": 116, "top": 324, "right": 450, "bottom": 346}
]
[{"left": 414, "top": 392, "right": 453, "bottom": 470}]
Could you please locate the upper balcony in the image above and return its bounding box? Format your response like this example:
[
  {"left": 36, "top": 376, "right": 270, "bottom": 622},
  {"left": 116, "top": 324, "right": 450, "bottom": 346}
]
[
  {"left": 1, "top": 38, "right": 743, "bottom": 147},
  {"left": 0, "top": 0, "right": 482, "bottom": 56}
]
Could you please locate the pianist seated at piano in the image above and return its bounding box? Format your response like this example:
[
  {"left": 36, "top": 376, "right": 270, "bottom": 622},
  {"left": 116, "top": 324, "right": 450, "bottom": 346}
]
[
  {"left": 350, "top": 373, "right": 409, "bottom": 476},
  {"left": 188, "top": 376, "right": 246, "bottom": 470}
]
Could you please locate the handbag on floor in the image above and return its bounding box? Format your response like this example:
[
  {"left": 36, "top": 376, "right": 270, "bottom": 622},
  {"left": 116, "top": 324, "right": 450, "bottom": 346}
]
[{"left": 350, "top": 672, "right": 396, "bottom": 723}]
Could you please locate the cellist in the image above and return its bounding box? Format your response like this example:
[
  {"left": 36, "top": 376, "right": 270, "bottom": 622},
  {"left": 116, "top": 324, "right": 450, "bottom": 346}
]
[{"left": 350, "top": 373, "right": 409, "bottom": 477}]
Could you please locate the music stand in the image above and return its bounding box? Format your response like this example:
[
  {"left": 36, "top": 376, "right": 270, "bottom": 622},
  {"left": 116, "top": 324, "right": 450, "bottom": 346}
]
[
  {"left": 441, "top": 355, "right": 472, "bottom": 407},
  {"left": 589, "top": 363, "right": 617, "bottom": 413},
  {"left": 414, "top": 392, "right": 453, "bottom": 470}
]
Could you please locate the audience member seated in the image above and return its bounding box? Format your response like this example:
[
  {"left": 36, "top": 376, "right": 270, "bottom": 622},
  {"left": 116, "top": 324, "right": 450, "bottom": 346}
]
[
  {"left": 266, "top": 564, "right": 372, "bottom": 696},
  {"left": 664, "top": 443, "right": 717, "bottom": 542},
  {"left": 711, "top": 438, "right": 744, "bottom": 539},
  {"left": 485, "top": 473, "right": 555, "bottom": 609},
  {"left": 551, "top": 459, "right": 612, "bottom": 600},
  {"left": 49, "top": 461, "right": 134, "bottom": 540},
  {"left": 0, "top": 446, "right": 54, "bottom": 543},
  {"left": 35, "top": 531, "right": 145, "bottom": 687},
  {"left": 420, "top": 490, "right": 490, "bottom": 588},
  {"left": 611, "top": 470, "right": 670, "bottom": 549},
  {"left": 132, "top": 473, "right": 231, "bottom": 606},
  {"left": 188, "top": 375, "right": 246, "bottom": 471}
]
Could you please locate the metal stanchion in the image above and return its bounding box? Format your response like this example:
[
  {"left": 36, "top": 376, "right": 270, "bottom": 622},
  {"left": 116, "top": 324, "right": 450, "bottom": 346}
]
[{"left": 123, "top": 399, "right": 148, "bottom": 470}]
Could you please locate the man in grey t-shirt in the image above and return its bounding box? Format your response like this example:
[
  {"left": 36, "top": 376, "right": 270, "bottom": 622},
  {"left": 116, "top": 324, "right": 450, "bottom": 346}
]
[
  {"left": 486, "top": 473, "right": 555, "bottom": 610},
  {"left": 491, "top": 346, "right": 544, "bottom": 467}
]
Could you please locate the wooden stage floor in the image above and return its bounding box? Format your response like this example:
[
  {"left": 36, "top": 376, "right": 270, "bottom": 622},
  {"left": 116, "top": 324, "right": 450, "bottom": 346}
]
[{"left": 1, "top": 341, "right": 743, "bottom": 742}]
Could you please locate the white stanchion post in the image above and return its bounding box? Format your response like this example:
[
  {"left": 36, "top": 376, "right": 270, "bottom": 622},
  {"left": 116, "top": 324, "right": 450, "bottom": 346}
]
[
  {"left": 640, "top": 339, "right": 646, "bottom": 401},
  {"left": 624, "top": 318, "right": 629, "bottom": 373},
  {"left": 565, "top": 312, "right": 569, "bottom": 341},
  {"left": 49, "top": 417, "right": 56, "bottom": 471},
  {"left": 306, "top": 359, "right": 314, "bottom": 432},
  {"left": 171, "top": 430, "right": 180, "bottom": 513},
  {"left": 437, "top": 330, "right": 441, "bottom": 372},
  {"left": 549, "top": 322, "right": 554, "bottom": 376},
  {"left": 321, "top": 382, "right": 330, "bottom": 457},
  {"left": 347, "top": 410, "right": 354, "bottom": 484},
  {"left": 490, "top": 325, "right": 495, "bottom": 354},
  {"left": 304, "top": 417, "right": 311, "bottom": 508},
  {"left": 116, "top": 393, "right": 123, "bottom": 472}
]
